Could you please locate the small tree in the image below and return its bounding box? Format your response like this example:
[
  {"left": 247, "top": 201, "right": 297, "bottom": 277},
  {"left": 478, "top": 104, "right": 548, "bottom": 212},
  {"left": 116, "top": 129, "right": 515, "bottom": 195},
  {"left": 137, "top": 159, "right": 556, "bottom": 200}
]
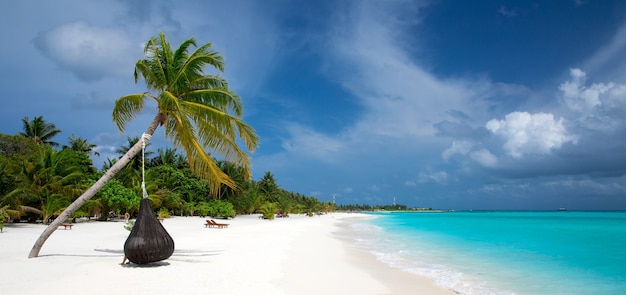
[{"left": 99, "top": 179, "right": 140, "bottom": 217}]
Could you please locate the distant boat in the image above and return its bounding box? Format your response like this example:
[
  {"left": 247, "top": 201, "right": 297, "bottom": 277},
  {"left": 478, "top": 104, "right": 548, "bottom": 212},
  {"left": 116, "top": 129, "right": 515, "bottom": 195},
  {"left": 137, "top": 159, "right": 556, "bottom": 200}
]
[{"left": 558, "top": 208, "right": 566, "bottom": 211}]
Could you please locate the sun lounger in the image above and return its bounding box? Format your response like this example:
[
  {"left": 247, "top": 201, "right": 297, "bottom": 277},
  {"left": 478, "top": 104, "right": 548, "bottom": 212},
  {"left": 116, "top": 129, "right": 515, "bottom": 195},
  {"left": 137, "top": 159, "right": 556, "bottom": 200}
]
[
  {"left": 207, "top": 219, "right": 229, "bottom": 229},
  {"left": 60, "top": 223, "right": 74, "bottom": 230}
]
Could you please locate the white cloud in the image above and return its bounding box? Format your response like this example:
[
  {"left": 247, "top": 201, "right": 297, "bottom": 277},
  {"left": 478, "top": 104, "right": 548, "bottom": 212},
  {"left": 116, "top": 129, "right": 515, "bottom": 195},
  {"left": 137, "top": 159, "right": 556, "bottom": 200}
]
[
  {"left": 498, "top": 6, "right": 517, "bottom": 17},
  {"left": 558, "top": 68, "right": 626, "bottom": 131},
  {"left": 280, "top": 124, "right": 344, "bottom": 160},
  {"left": 560, "top": 68, "right": 612, "bottom": 112},
  {"left": 442, "top": 140, "right": 474, "bottom": 160},
  {"left": 418, "top": 171, "right": 448, "bottom": 184},
  {"left": 603, "top": 85, "right": 626, "bottom": 110},
  {"left": 326, "top": 1, "right": 489, "bottom": 141},
  {"left": 583, "top": 23, "right": 626, "bottom": 77},
  {"left": 470, "top": 148, "right": 498, "bottom": 168},
  {"left": 34, "top": 22, "right": 140, "bottom": 81},
  {"left": 486, "top": 112, "right": 576, "bottom": 158},
  {"left": 442, "top": 141, "right": 497, "bottom": 167}
]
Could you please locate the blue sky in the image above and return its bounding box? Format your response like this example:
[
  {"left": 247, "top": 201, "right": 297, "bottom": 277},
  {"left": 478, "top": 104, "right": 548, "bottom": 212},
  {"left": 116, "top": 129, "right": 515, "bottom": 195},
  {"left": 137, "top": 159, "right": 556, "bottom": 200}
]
[{"left": 1, "top": 0, "right": 626, "bottom": 210}]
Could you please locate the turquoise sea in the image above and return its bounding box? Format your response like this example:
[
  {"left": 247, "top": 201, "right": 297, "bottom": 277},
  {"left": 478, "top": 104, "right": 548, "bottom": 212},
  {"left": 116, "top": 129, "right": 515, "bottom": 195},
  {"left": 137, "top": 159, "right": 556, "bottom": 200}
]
[{"left": 339, "top": 211, "right": 626, "bottom": 295}]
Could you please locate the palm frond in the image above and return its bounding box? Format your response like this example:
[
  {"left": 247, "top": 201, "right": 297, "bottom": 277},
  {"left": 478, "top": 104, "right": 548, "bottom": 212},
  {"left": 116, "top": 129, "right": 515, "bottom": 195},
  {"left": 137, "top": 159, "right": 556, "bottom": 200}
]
[
  {"left": 113, "top": 93, "right": 150, "bottom": 132},
  {"left": 135, "top": 60, "right": 164, "bottom": 92},
  {"left": 20, "top": 205, "right": 43, "bottom": 215},
  {"left": 173, "top": 43, "right": 224, "bottom": 86},
  {"left": 186, "top": 87, "right": 243, "bottom": 116}
]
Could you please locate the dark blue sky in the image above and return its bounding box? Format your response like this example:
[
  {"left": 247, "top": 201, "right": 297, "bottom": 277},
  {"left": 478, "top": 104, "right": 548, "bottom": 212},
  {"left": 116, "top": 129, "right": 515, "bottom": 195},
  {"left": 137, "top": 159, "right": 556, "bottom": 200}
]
[
  {"left": 420, "top": 1, "right": 625, "bottom": 86},
  {"left": 1, "top": 0, "right": 625, "bottom": 210}
]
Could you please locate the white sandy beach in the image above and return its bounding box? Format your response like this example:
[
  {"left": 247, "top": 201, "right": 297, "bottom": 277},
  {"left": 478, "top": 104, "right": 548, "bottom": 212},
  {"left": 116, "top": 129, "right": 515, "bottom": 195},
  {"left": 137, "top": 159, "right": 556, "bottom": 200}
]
[{"left": 0, "top": 213, "right": 452, "bottom": 295}]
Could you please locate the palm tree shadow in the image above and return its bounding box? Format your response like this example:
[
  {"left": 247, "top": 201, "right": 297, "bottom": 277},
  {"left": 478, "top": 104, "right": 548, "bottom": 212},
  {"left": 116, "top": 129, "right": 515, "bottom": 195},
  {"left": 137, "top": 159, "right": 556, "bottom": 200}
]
[
  {"left": 38, "top": 253, "right": 120, "bottom": 258},
  {"left": 36, "top": 246, "right": 223, "bottom": 268},
  {"left": 166, "top": 249, "right": 224, "bottom": 263},
  {"left": 37, "top": 248, "right": 122, "bottom": 258}
]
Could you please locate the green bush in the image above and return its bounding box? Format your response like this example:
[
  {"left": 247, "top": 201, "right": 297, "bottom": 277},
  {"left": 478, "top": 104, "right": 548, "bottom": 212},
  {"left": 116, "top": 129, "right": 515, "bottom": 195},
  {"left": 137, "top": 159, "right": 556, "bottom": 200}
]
[
  {"left": 194, "top": 200, "right": 235, "bottom": 218},
  {"left": 259, "top": 202, "right": 277, "bottom": 220},
  {"left": 210, "top": 200, "right": 235, "bottom": 218},
  {"left": 196, "top": 201, "right": 211, "bottom": 217},
  {"left": 157, "top": 207, "right": 171, "bottom": 218}
]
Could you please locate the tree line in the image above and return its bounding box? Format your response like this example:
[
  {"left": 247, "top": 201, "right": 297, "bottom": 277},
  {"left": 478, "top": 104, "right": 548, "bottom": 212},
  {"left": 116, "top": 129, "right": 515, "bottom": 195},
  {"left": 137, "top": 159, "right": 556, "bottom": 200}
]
[
  {"left": 335, "top": 204, "right": 409, "bottom": 211},
  {"left": 0, "top": 116, "right": 333, "bottom": 226}
]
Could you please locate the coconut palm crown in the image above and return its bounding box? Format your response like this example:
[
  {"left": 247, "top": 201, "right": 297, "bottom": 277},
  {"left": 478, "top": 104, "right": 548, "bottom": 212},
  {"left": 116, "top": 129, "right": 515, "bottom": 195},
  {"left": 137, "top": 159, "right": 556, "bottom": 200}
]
[
  {"left": 19, "top": 116, "right": 61, "bottom": 147},
  {"left": 113, "top": 32, "right": 258, "bottom": 192}
]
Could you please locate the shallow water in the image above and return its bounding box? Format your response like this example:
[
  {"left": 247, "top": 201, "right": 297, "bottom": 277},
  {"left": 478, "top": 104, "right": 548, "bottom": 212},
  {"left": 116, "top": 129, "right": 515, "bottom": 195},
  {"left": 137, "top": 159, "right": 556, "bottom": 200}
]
[{"left": 339, "top": 211, "right": 626, "bottom": 295}]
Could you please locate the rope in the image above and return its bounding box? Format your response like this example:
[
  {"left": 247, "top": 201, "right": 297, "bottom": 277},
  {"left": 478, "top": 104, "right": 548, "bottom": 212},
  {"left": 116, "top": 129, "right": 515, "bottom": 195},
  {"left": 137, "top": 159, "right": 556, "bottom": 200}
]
[{"left": 141, "top": 133, "right": 152, "bottom": 199}]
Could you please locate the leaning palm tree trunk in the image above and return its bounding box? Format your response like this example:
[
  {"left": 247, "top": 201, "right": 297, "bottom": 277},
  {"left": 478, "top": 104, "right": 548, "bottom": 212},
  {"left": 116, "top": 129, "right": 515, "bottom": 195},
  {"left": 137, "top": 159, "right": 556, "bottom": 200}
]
[{"left": 28, "top": 114, "right": 162, "bottom": 258}]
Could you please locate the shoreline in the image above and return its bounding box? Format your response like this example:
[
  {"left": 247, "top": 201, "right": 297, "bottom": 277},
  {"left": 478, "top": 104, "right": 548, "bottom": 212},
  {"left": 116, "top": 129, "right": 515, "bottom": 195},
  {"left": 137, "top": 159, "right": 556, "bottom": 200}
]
[
  {"left": 333, "top": 216, "right": 455, "bottom": 294},
  {"left": 280, "top": 214, "right": 453, "bottom": 294},
  {"left": 1, "top": 213, "right": 452, "bottom": 294}
]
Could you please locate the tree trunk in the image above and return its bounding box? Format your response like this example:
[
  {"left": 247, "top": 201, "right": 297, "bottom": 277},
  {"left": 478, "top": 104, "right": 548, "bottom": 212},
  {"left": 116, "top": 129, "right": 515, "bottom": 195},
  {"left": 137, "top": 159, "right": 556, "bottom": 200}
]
[{"left": 28, "top": 114, "right": 163, "bottom": 258}]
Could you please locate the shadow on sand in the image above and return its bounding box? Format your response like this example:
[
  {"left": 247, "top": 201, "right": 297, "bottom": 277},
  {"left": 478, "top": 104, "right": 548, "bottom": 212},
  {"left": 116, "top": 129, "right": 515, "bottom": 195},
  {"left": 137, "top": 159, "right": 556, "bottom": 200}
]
[{"left": 37, "top": 248, "right": 223, "bottom": 266}]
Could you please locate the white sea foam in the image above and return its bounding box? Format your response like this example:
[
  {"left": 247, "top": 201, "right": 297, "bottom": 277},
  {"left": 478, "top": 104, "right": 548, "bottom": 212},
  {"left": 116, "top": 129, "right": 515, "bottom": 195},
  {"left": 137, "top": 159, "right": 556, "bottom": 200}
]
[
  {"left": 340, "top": 217, "right": 516, "bottom": 295},
  {"left": 370, "top": 249, "right": 515, "bottom": 295}
]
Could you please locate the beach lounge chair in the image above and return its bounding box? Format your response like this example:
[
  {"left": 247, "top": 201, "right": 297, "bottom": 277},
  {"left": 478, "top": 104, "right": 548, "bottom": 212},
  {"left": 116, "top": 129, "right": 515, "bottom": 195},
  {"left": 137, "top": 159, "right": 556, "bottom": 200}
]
[
  {"left": 209, "top": 219, "right": 229, "bottom": 229},
  {"left": 60, "top": 223, "right": 74, "bottom": 230}
]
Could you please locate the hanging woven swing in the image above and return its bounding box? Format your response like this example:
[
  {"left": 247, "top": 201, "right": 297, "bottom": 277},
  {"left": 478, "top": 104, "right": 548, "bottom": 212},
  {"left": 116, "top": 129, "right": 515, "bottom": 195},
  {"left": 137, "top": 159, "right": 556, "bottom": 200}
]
[{"left": 123, "top": 133, "right": 174, "bottom": 264}]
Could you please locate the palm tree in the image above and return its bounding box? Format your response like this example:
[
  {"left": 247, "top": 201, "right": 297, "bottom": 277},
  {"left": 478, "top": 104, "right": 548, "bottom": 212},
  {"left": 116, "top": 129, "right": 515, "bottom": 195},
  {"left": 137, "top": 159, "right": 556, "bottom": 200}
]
[
  {"left": 150, "top": 147, "right": 186, "bottom": 168},
  {"left": 64, "top": 134, "right": 100, "bottom": 156},
  {"left": 116, "top": 136, "right": 153, "bottom": 170},
  {"left": 28, "top": 32, "right": 259, "bottom": 258},
  {"left": 101, "top": 158, "right": 117, "bottom": 171},
  {"left": 258, "top": 171, "right": 279, "bottom": 202},
  {"left": 10, "top": 147, "right": 85, "bottom": 223},
  {"left": 111, "top": 137, "right": 150, "bottom": 185},
  {"left": 19, "top": 116, "right": 62, "bottom": 146},
  {"left": 217, "top": 160, "right": 246, "bottom": 200},
  {"left": 276, "top": 193, "right": 294, "bottom": 216}
]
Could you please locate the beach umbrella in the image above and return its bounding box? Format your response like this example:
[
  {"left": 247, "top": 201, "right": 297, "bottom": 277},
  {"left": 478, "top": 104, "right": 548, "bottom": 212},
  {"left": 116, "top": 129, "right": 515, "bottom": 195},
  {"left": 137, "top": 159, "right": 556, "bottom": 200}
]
[{"left": 123, "top": 134, "right": 174, "bottom": 264}]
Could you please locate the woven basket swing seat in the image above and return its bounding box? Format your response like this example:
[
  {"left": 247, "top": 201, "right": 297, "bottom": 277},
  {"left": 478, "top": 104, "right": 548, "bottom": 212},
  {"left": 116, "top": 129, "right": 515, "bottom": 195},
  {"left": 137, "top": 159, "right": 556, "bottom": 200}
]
[
  {"left": 123, "top": 198, "right": 174, "bottom": 264},
  {"left": 122, "top": 133, "right": 174, "bottom": 264}
]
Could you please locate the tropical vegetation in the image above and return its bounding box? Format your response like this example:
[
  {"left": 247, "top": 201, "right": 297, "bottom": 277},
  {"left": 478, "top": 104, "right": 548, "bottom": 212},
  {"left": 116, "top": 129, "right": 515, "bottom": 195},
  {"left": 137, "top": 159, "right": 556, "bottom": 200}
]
[
  {"left": 0, "top": 129, "right": 332, "bottom": 223},
  {"left": 3, "top": 34, "right": 333, "bottom": 258}
]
